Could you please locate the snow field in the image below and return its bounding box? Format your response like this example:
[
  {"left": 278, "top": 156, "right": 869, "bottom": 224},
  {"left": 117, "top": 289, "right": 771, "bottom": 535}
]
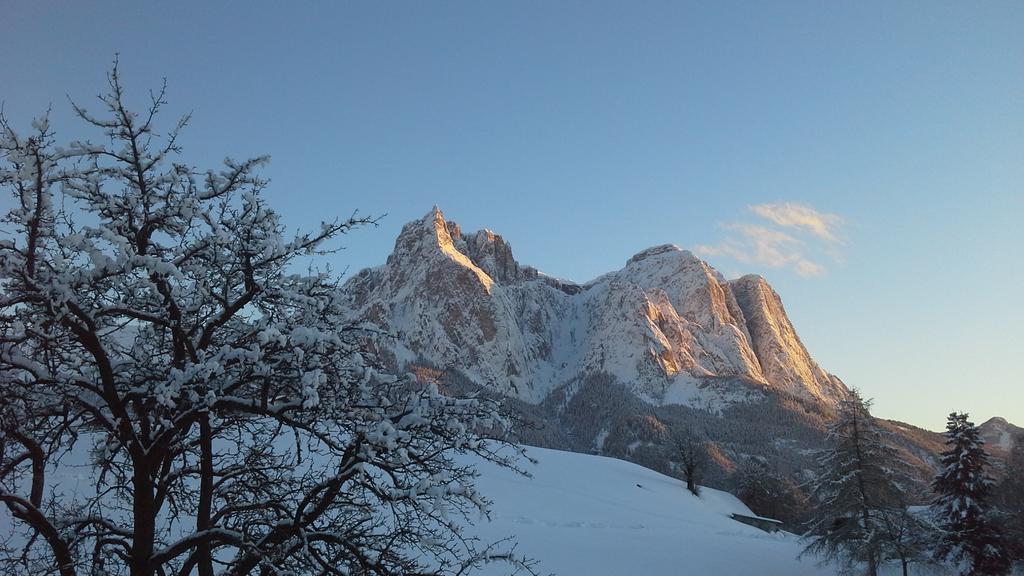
[{"left": 465, "top": 446, "right": 838, "bottom": 576}]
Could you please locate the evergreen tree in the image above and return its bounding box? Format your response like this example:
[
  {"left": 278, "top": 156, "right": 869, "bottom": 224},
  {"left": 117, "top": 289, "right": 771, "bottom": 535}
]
[
  {"left": 932, "top": 413, "right": 1011, "bottom": 575},
  {"left": 802, "top": 390, "right": 905, "bottom": 576}
]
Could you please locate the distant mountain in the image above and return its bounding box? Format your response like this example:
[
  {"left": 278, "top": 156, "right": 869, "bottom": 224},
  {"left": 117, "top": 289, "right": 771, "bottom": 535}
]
[
  {"left": 344, "top": 207, "right": 847, "bottom": 407},
  {"left": 342, "top": 208, "right": 1016, "bottom": 512},
  {"left": 979, "top": 416, "right": 1024, "bottom": 458}
]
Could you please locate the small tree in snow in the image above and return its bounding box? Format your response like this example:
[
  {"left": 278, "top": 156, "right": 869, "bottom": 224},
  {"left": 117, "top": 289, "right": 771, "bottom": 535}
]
[
  {"left": 0, "top": 62, "right": 535, "bottom": 576},
  {"left": 668, "top": 426, "right": 707, "bottom": 496},
  {"left": 877, "top": 502, "right": 936, "bottom": 576},
  {"left": 802, "top": 389, "right": 905, "bottom": 576},
  {"left": 931, "top": 412, "right": 1010, "bottom": 575}
]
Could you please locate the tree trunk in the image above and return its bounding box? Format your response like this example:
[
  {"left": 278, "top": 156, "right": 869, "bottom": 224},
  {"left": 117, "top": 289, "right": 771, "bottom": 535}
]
[
  {"left": 197, "top": 414, "right": 215, "bottom": 576},
  {"left": 131, "top": 453, "right": 156, "bottom": 576}
]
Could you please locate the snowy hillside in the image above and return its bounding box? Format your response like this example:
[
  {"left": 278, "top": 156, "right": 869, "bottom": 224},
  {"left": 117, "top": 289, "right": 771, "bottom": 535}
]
[{"left": 467, "top": 446, "right": 836, "bottom": 576}]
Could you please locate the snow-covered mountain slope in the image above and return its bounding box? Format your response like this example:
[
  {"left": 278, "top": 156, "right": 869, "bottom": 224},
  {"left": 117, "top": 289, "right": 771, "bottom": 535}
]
[
  {"left": 342, "top": 208, "right": 847, "bottom": 409},
  {"left": 468, "top": 446, "right": 831, "bottom": 576}
]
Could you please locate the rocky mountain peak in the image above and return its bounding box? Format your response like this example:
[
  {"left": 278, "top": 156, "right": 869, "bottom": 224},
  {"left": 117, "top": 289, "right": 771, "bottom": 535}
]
[
  {"left": 347, "top": 208, "right": 848, "bottom": 407},
  {"left": 461, "top": 228, "right": 522, "bottom": 282},
  {"left": 388, "top": 207, "right": 450, "bottom": 260},
  {"left": 732, "top": 273, "right": 768, "bottom": 289},
  {"left": 627, "top": 244, "right": 691, "bottom": 266},
  {"left": 978, "top": 416, "right": 1023, "bottom": 453},
  {"left": 387, "top": 208, "right": 524, "bottom": 287}
]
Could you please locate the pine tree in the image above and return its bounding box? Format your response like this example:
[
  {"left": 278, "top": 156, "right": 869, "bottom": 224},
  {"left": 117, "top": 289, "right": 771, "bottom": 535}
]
[
  {"left": 931, "top": 413, "right": 1011, "bottom": 575},
  {"left": 802, "top": 390, "right": 905, "bottom": 576}
]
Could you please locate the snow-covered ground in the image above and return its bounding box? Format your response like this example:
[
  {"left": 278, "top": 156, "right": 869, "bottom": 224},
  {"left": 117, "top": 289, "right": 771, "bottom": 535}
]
[
  {"left": 467, "top": 446, "right": 837, "bottom": 576},
  {"left": 2, "top": 438, "right": 983, "bottom": 575}
]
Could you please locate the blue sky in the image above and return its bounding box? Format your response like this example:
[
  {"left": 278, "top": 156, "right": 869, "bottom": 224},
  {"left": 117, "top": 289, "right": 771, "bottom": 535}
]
[{"left": 3, "top": 1, "right": 1021, "bottom": 430}]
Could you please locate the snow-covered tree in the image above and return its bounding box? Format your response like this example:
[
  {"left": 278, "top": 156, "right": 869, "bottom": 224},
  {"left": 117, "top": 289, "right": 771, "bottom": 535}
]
[
  {"left": 0, "top": 62, "right": 535, "bottom": 576},
  {"left": 802, "top": 389, "right": 905, "bottom": 576},
  {"left": 931, "top": 413, "right": 1010, "bottom": 575}
]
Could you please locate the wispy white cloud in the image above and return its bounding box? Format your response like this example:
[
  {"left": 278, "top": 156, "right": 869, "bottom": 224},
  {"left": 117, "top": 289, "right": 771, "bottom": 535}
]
[
  {"left": 694, "top": 202, "right": 843, "bottom": 278},
  {"left": 748, "top": 202, "right": 844, "bottom": 243}
]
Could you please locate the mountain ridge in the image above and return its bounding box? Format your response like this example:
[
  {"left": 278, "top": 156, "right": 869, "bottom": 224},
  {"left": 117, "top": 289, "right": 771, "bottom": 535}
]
[{"left": 344, "top": 207, "right": 848, "bottom": 408}]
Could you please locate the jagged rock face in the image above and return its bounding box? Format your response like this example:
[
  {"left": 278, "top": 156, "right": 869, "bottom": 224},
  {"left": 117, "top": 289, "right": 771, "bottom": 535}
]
[
  {"left": 343, "top": 208, "right": 849, "bottom": 408},
  {"left": 730, "top": 275, "right": 847, "bottom": 403},
  {"left": 458, "top": 227, "right": 522, "bottom": 283}
]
